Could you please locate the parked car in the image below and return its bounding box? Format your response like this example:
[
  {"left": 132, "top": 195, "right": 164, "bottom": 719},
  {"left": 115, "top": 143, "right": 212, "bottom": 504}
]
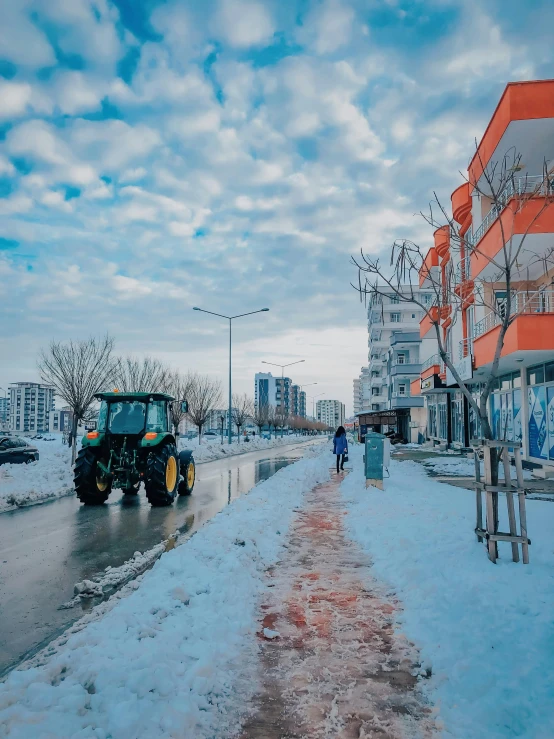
[
  {"left": 0, "top": 437, "right": 39, "bottom": 465},
  {"left": 203, "top": 431, "right": 218, "bottom": 437}
]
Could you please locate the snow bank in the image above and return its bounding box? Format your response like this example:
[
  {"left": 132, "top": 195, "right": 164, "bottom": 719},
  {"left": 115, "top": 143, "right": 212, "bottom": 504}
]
[
  {"left": 340, "top": 446, "right": 554, "bottom": 739},
  {"left": 180, "top": 434, "right": 316, "bottom": 463},
  {"left": 0, "top": 438, "right": 74, "bottom": 512},
  {"left": 0, "top": 448, "right": 330, "bottom": 738},
  {"left": 0, "top": 435, "right": 317, "bottom": 513}
]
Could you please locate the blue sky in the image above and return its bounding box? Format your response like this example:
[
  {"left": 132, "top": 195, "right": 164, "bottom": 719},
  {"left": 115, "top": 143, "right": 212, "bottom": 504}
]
[{"left": 1, "top": 0, "right": 553, "bottom": 412}]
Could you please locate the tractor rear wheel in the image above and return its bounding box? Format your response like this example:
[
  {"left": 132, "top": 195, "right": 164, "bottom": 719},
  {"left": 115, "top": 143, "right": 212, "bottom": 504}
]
[
  {"left": 178, "top": 458, "right": 195, "bottom": 496},
  {"left": 144, "top": 444, "right": 179, "bottom": 507},
  {"left": 74, "top": 448, "right": 111, "bottom": 505}
]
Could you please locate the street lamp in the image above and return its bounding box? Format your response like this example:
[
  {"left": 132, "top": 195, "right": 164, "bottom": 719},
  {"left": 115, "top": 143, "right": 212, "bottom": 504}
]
[
  {"left": 310, "top": 392, "right": 325, "bottom": 421},
  {"left": 193, "top": 307, "right": 269, "bottom": 444}
]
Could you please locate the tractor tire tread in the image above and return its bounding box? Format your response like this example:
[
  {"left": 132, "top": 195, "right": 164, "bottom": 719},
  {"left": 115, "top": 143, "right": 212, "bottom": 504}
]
[
  {"left": 144, "top": 444, "right": 178, "bottom": 507},
  {"left": 74, "top": 448, "right": 111, "bottom": 505}
]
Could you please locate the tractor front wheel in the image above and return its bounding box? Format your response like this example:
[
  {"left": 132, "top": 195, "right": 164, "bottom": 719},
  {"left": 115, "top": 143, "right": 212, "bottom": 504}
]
[
  {"left": 144, "top": 444, "right": 179, "bottom": 507},
  {"left": 178, "top": 458, "right": 195, "bottom": 496},
  {"left": 74, "top": 448, "right": 112, "bottom": 505}
]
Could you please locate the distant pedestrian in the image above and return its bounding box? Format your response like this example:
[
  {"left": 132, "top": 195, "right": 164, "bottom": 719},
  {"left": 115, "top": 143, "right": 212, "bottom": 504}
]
[{"left": 333, "top": 425, "right": 348, "bottom": 473}]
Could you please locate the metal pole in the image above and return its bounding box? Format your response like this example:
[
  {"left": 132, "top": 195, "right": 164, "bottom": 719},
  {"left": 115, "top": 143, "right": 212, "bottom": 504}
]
[{"left": 228, "top": 318, "right": 232, "bottom": 445}]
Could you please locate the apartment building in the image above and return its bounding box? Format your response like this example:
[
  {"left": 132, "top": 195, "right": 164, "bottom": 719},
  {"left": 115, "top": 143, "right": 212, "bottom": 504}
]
[
  {"left": 417, "top": 80, "right": 554, "bottom": 469},
  {"left": 290, "top": 385, "right": 307, "bottom": 418},
  {"left": 353, "top": 367, "right": 371, "bottom": 414},
  {"left": 254, "top": 373, "right": 292, "bottom": 414},
  {"left": 358, "top": 286, "right": 429, "bottom": 441},
  {"left": 316, "top": 399, "right": 345, "bottom": 429},
  {"left": 0, "top": 396, "right": 9, "bottom": 431},
  {"left": 9, "top": 382, "right": 55, "bottom": 434},
  {"left": 48, "top": 408, "right": 73, "bottom": 434}
]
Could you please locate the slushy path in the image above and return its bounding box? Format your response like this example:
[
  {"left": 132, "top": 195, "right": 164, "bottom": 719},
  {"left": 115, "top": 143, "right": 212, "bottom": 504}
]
[{"left": 240, "top": 472, "right": 435, "bottom": 739}]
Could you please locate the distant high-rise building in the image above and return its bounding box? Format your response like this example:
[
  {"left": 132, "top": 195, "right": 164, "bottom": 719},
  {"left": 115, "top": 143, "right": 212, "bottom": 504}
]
[
  {"left": 316, "top": 399, "right": 345, "bottom": 429},
  {"left": 254, "top": 372, "right": 291, "bottom": 414},
  {"left": 290, "top": 385, "right": 307, "bottom": 418},
  {"left": 9, "top": 382, "right": 55, "bottom": 434}
]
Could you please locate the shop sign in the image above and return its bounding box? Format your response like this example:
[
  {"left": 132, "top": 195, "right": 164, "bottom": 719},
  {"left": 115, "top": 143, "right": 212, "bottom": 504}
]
[
  {"left": 421, "top": 376, "right": 434, "bottom": 391},
  {"left": 446, "top": 354, "right": 473, "bottom": 386}
]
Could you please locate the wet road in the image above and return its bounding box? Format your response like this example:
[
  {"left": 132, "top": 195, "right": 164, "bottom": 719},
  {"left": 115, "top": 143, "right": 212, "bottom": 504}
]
[{"left": 0, "top": 441, "right": 315, "bottom": 677}]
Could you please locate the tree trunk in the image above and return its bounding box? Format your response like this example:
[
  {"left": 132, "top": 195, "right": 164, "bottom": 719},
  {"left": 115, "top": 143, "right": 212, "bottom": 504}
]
[
  {"left": 70, "top": 415, "right": 78, "bottom": 465},
  {"left": 198, "top": 424, "right": 203, "bottom": 443}
]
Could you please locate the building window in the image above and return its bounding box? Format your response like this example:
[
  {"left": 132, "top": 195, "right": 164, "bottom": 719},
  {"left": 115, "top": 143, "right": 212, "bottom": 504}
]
[
  {"left": 390, "top": 313, "right": 401, "bottom": 323},
  {"left": 397, "top": 353, "right": 406, "bottom": 365},
  {"left": 398, "top": 383, "right": 407, "bottom": 396},
  {"left": 389, "top": 295, "right": 400, "bottom": 304}
]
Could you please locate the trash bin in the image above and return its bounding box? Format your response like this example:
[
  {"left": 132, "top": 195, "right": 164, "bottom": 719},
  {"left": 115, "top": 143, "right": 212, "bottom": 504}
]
[{"left": 364, "top": 431, "right": 390, "bottom": 489}]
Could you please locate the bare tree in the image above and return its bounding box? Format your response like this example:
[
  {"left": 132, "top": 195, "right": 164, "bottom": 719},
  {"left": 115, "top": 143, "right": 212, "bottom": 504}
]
[
  {"left": 353, "top": 150, "right": 554, "bottom": 445},
  {"left": 275, "top": 405, "right": 289, "bottom": 438},
  {"left": 165, "top": 370, "right": 195, "bottom": 445},
  {"left": 252, "top": 403, "right": 269, "bottom": 436},
  {"left": 266, "top": 405, "right": 277, "bottom": 439},
  {"left": 232, "top": 393, "right": 254, "bottom": 443},
  {"left": 113, "top": 356, "right": 170, "bottom": 393},
  {"left": 187, "top": 374, "right": 222, "bottom": 442},
  {"left": 38, "top": 335, "right": 116, "bottom": 463}
]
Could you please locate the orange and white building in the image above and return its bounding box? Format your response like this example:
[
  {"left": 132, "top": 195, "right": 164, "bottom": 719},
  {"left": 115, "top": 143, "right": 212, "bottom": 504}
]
[{"left": 418, "top": 80, "right": 554, "bottom": 470}]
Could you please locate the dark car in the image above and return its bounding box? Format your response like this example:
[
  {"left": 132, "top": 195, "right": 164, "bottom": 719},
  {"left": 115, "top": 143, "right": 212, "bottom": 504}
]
[{"left": 0, "top": 437, "right": 39, "bottom": 465}]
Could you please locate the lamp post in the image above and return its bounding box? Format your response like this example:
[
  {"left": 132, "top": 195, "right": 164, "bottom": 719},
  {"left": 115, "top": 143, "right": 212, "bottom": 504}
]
[
  {"left": 193, "top": 307, "right": 269, "bottom": 444},
  {"left": 261, "top": 359, "right": 305, "bottom": 437},
  {"left": 310, "top": 392, "right": 325, "bottom": 422}
]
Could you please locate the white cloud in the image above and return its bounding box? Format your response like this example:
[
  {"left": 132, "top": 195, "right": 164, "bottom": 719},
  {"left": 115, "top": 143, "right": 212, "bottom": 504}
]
[
  {"left": 0, "top": 81, "right": 33, "bottom": 119},
  {"left": 120, "top": 167, "right": 147, "bottom": 184},
  {"left": 54, "top": 71, "right": 103, "bottom": 115},
  {"left": 215, "top": 0, "right": 274, "bottom": 48},
  {"left": 112, "top": 274, "right": 152, "bottom": 297},
  {"left": 40, "top": 190, "right": 73, "bottom": 212},
  {"left": 298, "top": 0, "right": 355, "bottom": 55},
  {"left": 0, "top": 2, "right": 55, "bottom": 67},
  {"left": 0, "top": 155, "right": 15, "bottom": 176}
]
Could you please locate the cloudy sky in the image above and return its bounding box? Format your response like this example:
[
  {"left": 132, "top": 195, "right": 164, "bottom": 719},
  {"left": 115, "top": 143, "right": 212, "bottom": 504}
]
[{"left": 0, "top": 0, "right": 552, "bottom": 414}]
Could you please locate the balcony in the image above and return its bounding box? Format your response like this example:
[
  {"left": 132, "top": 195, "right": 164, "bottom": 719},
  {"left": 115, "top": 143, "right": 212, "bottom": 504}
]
[
  {"left": 390, "top": 331, "right": 421, "bottom": 345},
  {"left": 472, "top": 287, "right": 554, "bottom": 367},
  {"left": 390, "top": 392, "right": 424, "bottom": 409},
  {"left": 390, "top": 362, "right": 421, "bottom": 376},
  {"left": 458, "top": 337, "right": 473, "bottom": 360}
]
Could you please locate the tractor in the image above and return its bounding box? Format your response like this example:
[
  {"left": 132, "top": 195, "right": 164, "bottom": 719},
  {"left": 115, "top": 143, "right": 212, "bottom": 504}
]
[{"left": 74, "top": 392, "right": 195, "bottom": 506}]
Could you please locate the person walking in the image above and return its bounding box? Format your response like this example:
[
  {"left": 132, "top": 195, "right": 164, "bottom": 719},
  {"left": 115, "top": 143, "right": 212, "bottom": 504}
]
[{"left": 333, "top": 425, "right": 348, "bottom": 473}]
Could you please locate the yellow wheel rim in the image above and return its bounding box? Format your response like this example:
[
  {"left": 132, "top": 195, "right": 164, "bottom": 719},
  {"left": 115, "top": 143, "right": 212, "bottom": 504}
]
[
  {"left": 187, "top": 462, "right": 195, "bottom": 489},
  {"left": 166, "top": 455, "right": 177, "bottom": 491}
]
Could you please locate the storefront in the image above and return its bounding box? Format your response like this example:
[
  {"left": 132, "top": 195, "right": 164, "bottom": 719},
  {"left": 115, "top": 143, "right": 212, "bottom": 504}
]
[
  {"left": 356, "top": 409, "right": 411, "bottom": 443},
  {"left": 425, "top": 390, "right": 451, "bottom": 444},
  {"left": 489, "top": 371, "right": 522, "bottom": 446},
  {"left": 525, "top": 362, "right": 554, "bottom": 462}
]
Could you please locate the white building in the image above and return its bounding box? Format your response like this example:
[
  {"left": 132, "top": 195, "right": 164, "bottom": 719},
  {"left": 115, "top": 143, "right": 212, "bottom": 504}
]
[
  {"left": 0, "top": 396, "right": 9, "bottom": 432},
  {"left": 48, "top": 407, "right": 73, "bottom": 434},
  {"left": 353, "top": 367, "right": 371, "bottom": 414},
  {"left": 254, "top": 372, "right": 292, "bottom": 414},
  {"left": 9, "top": 382, "right": 55, "bottom": 434},
  {"left": 316, "top": 399, "right": 345, "bottom": 429},
  {"left": 362, "top": 286, "right": 430, "bottom": 441}
]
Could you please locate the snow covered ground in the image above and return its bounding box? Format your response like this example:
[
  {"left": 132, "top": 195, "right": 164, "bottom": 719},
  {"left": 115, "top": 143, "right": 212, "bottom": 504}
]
[
  {"left": 0, "top": 434, "right": 317, "bottom": 513},
  {"left": 0, "top": 438, "right": 74, "bottom": 512},
  {"left": 180, "top": 433, "right": 316, "bottom": 463},
  {"left": 0, "top": 447, "right": 331, "bottom": 738},
  {"left": 422, "top": 454, "right": 534, "bottom": 480},
  {"left": 340, "top": 445, "right": 554, "bottom": 739}
]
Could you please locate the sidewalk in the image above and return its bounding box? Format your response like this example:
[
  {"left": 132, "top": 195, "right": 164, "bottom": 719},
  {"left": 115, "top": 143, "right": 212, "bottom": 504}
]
[{"left": 240, "top": 471, "right": 436, "bottom": 738}]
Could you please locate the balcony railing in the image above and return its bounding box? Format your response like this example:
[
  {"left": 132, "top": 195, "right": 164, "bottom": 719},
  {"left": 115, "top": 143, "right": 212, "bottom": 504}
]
[
  {"left": 467, "top": 175, "right": 551, "bottom": 248},
  {"left": 421, "top": 353, "right": 440, "bottom": 372},
  {"left": 473, "top": 288, "right": 554, "bottom": 338},
  {"left": 459, "top": 337, "right": 473, "bottom": 359}
]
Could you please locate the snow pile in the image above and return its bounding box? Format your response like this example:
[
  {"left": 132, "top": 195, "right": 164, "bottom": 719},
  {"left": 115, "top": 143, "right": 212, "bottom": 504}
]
[
  {"left": 0, "top": 438, "right": 74, "bottom": 512},
  {"left": 0, "top": 449, "right": 330, "bottom": 738},
  {"left": 340, "top": 446, "right": 554, "bottom": 739},
  {"left": 423, "top": 455, "right": 534, "bottom": 480},
  {"left": 180, "top": 434, "right": 317, "bottom": 463}
]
